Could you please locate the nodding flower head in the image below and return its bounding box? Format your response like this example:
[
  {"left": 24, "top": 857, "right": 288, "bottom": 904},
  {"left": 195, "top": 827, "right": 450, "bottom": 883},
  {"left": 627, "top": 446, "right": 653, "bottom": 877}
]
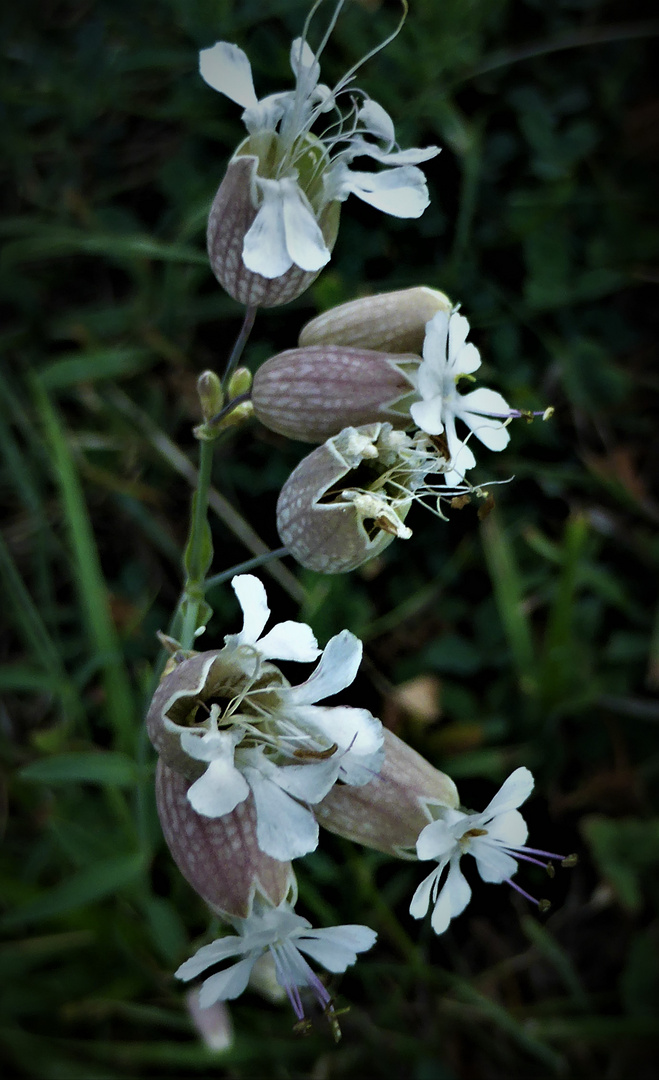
[
  {"left": 175, "top": 899, "right": 377, "bottom": 1035},
  {"left": 147, "top": 574, "right": 384, "bottom": 863},
  {"left": 276, "top": 422, "right": 483, "bottom": 574},
  {"left": 201, "top": 1, "right": 439, "bottom": 306}
]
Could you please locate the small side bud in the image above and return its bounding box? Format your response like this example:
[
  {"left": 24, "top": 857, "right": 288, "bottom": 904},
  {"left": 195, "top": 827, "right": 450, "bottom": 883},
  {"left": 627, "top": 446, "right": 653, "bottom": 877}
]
[
  {"left": 252, "top": 346, "right": 418, "bottom": 443},
  {"left": 315, "top": 729, "right": 459, "bottom": 857},
  {"left": 197, "top": 370, "right": 224, "bottom": 423},
  {"left": 216, "top": 400, "right": 254, "bottom": 431},
  {"left": 227, "top": 366, "right": 253, "bottom": 400},
  {"left": 299, "top": 286, "right": 451, "bottom": 354}
]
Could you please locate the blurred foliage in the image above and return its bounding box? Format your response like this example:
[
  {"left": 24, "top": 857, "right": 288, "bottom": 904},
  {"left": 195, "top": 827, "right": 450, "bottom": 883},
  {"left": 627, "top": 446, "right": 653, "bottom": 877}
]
[{"left": 1, "top": 0, "right": 659, "bottom": 1076}]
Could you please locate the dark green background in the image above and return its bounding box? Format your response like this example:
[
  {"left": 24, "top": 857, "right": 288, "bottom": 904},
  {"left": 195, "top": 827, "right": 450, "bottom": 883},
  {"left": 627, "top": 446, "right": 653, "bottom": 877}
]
[{"left": 1, "top": 0, "right": 658, "bottom": 1076}]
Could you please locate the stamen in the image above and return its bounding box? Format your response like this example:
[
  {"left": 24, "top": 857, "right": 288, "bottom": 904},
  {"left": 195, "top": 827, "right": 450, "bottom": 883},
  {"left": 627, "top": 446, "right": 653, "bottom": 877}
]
[{"left": 505, "top": 877, "right": 550, "bottom": 910}]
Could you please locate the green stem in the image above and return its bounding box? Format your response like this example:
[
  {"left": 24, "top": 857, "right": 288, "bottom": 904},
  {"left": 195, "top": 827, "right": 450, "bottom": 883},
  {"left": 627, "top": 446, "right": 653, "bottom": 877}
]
[
  {"left": 204, "top": 547, "right": 289, "bottom": 592},
  {"left": 221, "top": 305, "right": 257, "bottom": 393},
  {"left": 178, "top": 437, "right": 215, "bottom": 650}
]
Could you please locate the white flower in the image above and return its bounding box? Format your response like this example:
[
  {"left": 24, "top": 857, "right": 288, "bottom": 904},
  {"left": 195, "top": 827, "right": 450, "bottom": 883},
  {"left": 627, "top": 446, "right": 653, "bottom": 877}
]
[
  {"left": 166, "top": 575, "right": 384, "bottom": 861},
  {"left": 223, "top": 573, "right": 320, "bottom": 664},
  {"left": 175, "top": 901, "right": 377, "bottom": 1024},
  {"left": 199, "top": 3, "right": 439, "bottom": 278},
  {"left": 409, "top": 767, "right": 538, "bottom": 934},
  {"left": 410, "top": 309, "right": 511, "bottom": 486}
]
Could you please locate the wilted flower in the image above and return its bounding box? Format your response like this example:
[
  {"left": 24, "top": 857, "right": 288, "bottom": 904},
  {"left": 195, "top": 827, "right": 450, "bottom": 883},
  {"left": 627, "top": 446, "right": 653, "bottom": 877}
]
[
  {"left": 409, "top": 767, "right": 574, "bottom": 935},
  {"left": 201, "top": 1, "right": 439, "bottom": 304},
  {"left": 410, "top": 308, "right": 511, "bottom": 485},
  {"left": 175, "top": 900, "right": 377, "bottom": 1025},
  {"left": 147, "top": 575, "right": 383, "bottom": 861},
  {"left": 276, "top": 422, "right": 479, "bottom": 573}
]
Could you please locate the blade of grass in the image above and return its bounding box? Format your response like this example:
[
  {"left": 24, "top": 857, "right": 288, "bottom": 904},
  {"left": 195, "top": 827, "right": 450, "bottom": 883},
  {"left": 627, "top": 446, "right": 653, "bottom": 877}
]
[
  {"left": 32, "top": 379, "right": 137, "bottom": 752},
  {"left": 480, "top": 513, "right": 537, "bottom": 697},
  {"left": 104, "top": 386, "right": 306, "bottom": 604}
]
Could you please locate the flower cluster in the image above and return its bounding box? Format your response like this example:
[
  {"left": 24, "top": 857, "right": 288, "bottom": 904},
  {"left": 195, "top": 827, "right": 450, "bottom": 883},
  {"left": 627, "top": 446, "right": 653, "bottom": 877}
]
[{"left": 145, "top": 0, "right": 568, "bottom": 1040}]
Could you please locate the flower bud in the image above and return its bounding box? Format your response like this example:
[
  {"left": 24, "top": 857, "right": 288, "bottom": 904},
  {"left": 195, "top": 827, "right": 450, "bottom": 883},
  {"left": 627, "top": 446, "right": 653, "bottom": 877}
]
[
  {"left": 197, "top": 370, "right": 224, "bottom": 422},
  {"left": 315, "top": 728, "right": 459, "bottom": 857},
  {"left": 276, "top": 423, "right": 420, "bottom": 573},
  {"left": 299, "top": 287, "right": 451, "bottom": 353},
  {"left": 227, "top": 365, "right": 252, "bottom": 400},
  {"left": 251, "top": 346, "right": 418, "bottom": 443},
  {"left": 156, "top": 759, "right": 294, "bottom": 918},
  {"left": 207, "top": 154, "right": 340, "bottom": 309}
]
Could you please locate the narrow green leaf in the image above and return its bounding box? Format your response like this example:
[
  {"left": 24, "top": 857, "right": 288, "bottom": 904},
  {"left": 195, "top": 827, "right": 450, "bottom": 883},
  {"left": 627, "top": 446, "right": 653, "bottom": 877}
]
[
  {"left": 19, "top": 752, "right": 138, "bottom": 787},
  {"left": 32, "top": 380, "right": 137, "bottom": 751},
  {"left": 39, "top": 347, "right": 155, "bottom": 391},
  {"left": 0, "top": 852, "right": 146, "bottom": 930},
  {"left": 480, "top": 514, "right": 536, "bottom": 693}
]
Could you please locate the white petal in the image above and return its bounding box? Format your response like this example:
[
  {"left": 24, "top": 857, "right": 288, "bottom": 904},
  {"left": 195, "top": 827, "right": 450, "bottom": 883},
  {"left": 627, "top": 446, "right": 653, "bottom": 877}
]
[
  {"left": 444, "top": 858, "right": 472, "bottom": 919},
  {"left": 297, "top": 924, "right": 377, "bottom": 972},
  {"left": 459, "top": 409, "right": 511, "bottom": 452},
  {"left": 285, "top": 630, "right": 362, "bottom": 705},
  {"left": 270, "top": 759, "right": 340, "bottom": 803},
  {"left": 243, "top": 92, "right": 290, "bottom": 134},
  {"left": 349, "top": 139, "right": 441, "bottom": 166},
  {"left": 357, "top": 99, "right": 395, "bottom": 147},
  {"left": 179, "top": 727, "right": 238, "bottom": 764},
  {"left": 443, "top": 413, "right": 477, "bottom": 484},
  {"left": 409, "top": 865, "right": 442, "bottom": 919},
  {"left": 332, "top": 164, "right": 430, "bottom": 218},
  {"left": 410, "top": 396, "right": 444, "bottom": 435},
  {"left": 453, "top": 341, "right": 481, "bottom": 376},
  {"left": 291, "top": 703, "right": 382, "bottom": 757},
  {"left": 486, "top": 809, "right": 529, "bottom": 847},
  {"left": 256, "top": 620, "right": 320, "bottom": 662},
  {"left": 245, "top": 769, "right": 319, "bottom": 860},
  {"left": 242, "top": 185, "right": 292, "bottom": 278},
  {"left": 281, "top": 179, "right": 331, "bottom": 272},
  {"left": 187, "top": 757, "right": 250, "bottom": 818},
  {"left": 416, "top": 818, "right": 459, "bottom": 861},
  {"left": 417, "top": 357, "right": 445, "bottom": 401},
  {"left": 460, "top": 387, "right": 511, "bottom": 418},
  {"left": 429, "top": 880, "right": 453, "bottom": 934},
  {"left": 232, "top": 574, "right": 270, "bottom": 645},
  {"left": 289, "top": 37, "right": 320, "bottom": 87},
  {"left": 423, "top": 309, "right": 450, "bottom": 365},
  {"left": 459, "top": 387, "right": 511, "bottom": 451},
  {"left": 471, "top": 840, "right": 518, "bottom": 883},
  {"left": 198, "top": 956, "right": 258, "bottom": 1007},
  {"left": 481, "top": 767, "right": 534, "bottom": 820},
  {"left": 447, "top": 312, "right": 470, "bottom": 364},
  {"left": 175, "top": 936, "right": 248, "bottom": 981},
  {"left": 199, "top": 43, "right": 258, "bottom": 108},
  {"left": 336, "top": 743, "right": 384, "bottom": 786}
]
